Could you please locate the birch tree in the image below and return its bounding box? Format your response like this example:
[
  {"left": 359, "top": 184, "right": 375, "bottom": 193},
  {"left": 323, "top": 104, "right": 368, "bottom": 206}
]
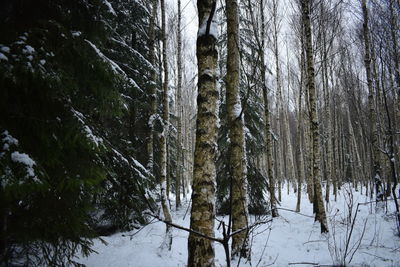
[
  {"left": 147, "top": 0, "right": 158, "bottom": 173},
  {"left": 188, "top": 0, "right": 219, "bottom": 265},
  {"left": 361, "top": 0, "right": 382, "bottom": 199},
  {"left": 300, "top": 0, "right": 328, "bottom": 233},
  {"left": 259, "top": 0, "right": 279, "bottom": 218},
  {"left": 175, "top": 0, "right": 183, "bottom": 209},
  {"left": 160, "top": 0, "right": 173, "bottom": 250},
  {"left": 226, "top": 0, "right": 249, "bottom": 259}
]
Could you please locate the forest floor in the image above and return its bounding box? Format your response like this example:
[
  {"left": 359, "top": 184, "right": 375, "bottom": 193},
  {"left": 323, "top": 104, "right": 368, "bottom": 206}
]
[{"left": 77, "top": 184, "right": 400, "bottom": 266}]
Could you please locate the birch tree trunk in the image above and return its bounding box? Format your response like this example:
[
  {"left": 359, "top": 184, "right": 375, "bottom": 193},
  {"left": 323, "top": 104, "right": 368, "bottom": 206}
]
[
  {"left": 361, "top": 0, "right": 382, "bottom": 200},
  {"left": 176, "top": 0, "right": 182, "bottom": 209},
  {"left": 226, "top": 0, "right": 250, "bottom": 259},
  {"left": 160, "top": 0, "right": 172, "bottom": 250},
  {"left": 188, "top": 1, "right": 218, "bottom": 265},
  {"left": 346, "top": 104, "right": 364, "bottom": 191},
  {"left": 389, "top": 0, "right": 400, "bottom": 190},
  {"left": 330, "top": 64, "right": 338, "bottom": 201},
  {"left": 147, "top": 0, "right": 158, "bottom": 173},
  {"left": 296, "top": 67, "right": 304, "bottom": 212},
  {"left": 380, "top": 63, "right": 400, "bottom": 226},
  {"left": 260, "top": 0, "right": 278, "bottom": 218},
  {"left": 272, "top": 0, "right": 283, "bottom": 204},
  {"left": 285, "top": 84, "right": 297, "bottom": 195},
  {"left": 300, "top": 28, "right": 314, "bottom": 203},
  {"left": 321, "top": 31, "right": 332, "bottom": 204},
  {"left": 301, "top": 0, "right": 328, "bottom": 233},
  {"left": 284, "top": 105, "right": 295, "bottom": 193},
  {"left": 285, "top": 47, "right": 296, "bottom": 195},
  {"left": 390, "top": 0, "right": 400, "bottom": 95}
]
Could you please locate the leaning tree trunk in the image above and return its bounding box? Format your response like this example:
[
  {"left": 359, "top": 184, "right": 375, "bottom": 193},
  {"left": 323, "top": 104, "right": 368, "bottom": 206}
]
[
  {"left": 301, "top": 0, "right": 328, "bottom": 233},
  {"left": 187, "top": 1, "right": 219, "bottom": 266},
  {"left": 226, "top": 0, "right": 250, "bottom": 260},
  {"left": 160, "top": 0, "right": 172, "bottom": 250}
]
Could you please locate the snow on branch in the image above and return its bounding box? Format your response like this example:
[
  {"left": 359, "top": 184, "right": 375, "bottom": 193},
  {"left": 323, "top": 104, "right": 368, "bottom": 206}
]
[
  {"left": 71, "top": 107, "right": 104, "bottom": 148},
  {"left": 85, "top": 39, "right": 140, "bottom": 90},
  {"left": 11, "top": 151, "right": 36, "bottom": 178},
  {"left": 103, "top": 0, "right": 116, "bottom": 16},
  {"left": 110, "top": 37, "right": 155, "bottom": 72},
  {"left": 1, "top": 131, "right": 41, "bottom": 185}
]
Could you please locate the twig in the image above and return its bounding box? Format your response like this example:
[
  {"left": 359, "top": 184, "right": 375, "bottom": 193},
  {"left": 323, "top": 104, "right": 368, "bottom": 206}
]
[
  {"left": 361, "top": 251, "right": 391, "bottom": 261},
  {"left": 252, "top": 224, "right": 272, "bottom": 237},
  {"left": 262, "top": 253, "right": 278, "bottom": 266},
  {"left": 256, "top": 228, "right": 271, "bottom": 267},
  {"left": 149, "top": 214, "right": 223, "bottom": 243},
  {"left": 288, "top": 262, "right": 319, "bottom": 265},
  {"left": 275, "top": 207, "right": 315, "bottom": 218},
  {"left": 230, "top": 219, "right": 272, "bottom": 237},
  {"left": 151, "top": 211, "right": 273, "bottom": 267},
  {"left": 302, "top": 240, "right": 325, "bottom": 245},
  {"left": 122, "top": 218, "right": 158, "bottom": 239}
]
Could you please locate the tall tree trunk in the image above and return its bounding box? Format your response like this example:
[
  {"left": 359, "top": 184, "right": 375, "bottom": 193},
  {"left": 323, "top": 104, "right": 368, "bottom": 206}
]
[
  {"left": 389, "top": 0, "right": 400, "bottom": 94},
  {"left": 330, "top": 64, "right": 338, "bottom": 201},
  {"left": 284, "top": 104, "right": 295, "bottom": 194},
  {"left": 300, "top": 27, "right": 314, "bottom": 203},
  {"left": 379, "top": 54, "right": 400, "bottom": 226},
  {"left": 361, "top": 0, "right": 382, "bottom": 200},
  {"left": 272, "top": 0, "right": 284, "bottom": 205},
  {"left": 188, "top": 1, "right": 218, "bottom": 265},
  {"left": 285, "top": 48, "right": 296, "bottom": 197},
  {"left": 226, "top": 0, "right": 249, "bottom": 258},
  {"left": 176, "top": 0, "right": 182, "bottom": 209},
  {"left": 323, "top": 86, "right": 332, "bottom": 204},
  {"left": 301, "top": 0, "right": 328, "bottom": 233},
  {"left": 346, "top": 104, "right": 364, "bottom": 191},
  {"left": 321, "top": 32, "right": 332, "bottom": 204},
  {"left": 296, "top": 64, "right": 305, "bottom": 212},
  {"left": 160, "top": 0, "right": 172, "bottom": 250},
  {"left": 260, "top": 0, "right": 278, "bottom": 218},
  {"left": 147, "top": 0, "right": 158, "bottom": 173},
  {"left": 389, "top": 0, "right": 400, "bottom": 193}
]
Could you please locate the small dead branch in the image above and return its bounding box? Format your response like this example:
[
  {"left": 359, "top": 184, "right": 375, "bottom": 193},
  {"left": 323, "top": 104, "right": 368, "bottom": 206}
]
[
  {"left": 275, "top": 207, "right": 315, "bottom": 218},
  {"left": 255, "top": 228, "right": 271, "bottom": 267},
  {"left": 288, "top": 262, "right": 319, "bottom": 265},
  {"left": 149, "top": 213, "right": 272, "bottom": 267},
  {"left": 302, "top": 240, "right": 325, "bottom": 245},
  {"left": 122, "top": 218, "right": 158, "bottom": 240},
  {"left": 361, "top": 251, "right": 391, "bottom": 262}
]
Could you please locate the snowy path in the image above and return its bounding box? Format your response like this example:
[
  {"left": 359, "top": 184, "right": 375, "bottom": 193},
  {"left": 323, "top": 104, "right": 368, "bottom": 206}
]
[{"left": 78, "top": 186, "right": 400, "bottom": 266}]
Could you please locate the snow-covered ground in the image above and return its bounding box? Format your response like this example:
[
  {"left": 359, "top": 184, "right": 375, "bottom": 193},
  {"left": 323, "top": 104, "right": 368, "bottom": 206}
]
[{"left": 77, "top": 184, "right": 400, "bottom": 266}]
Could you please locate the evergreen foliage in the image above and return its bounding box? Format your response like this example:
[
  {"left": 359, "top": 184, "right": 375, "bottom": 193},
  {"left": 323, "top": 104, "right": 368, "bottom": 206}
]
[{"left": 0, "top": 0, "right": 156, "bottom": 265}]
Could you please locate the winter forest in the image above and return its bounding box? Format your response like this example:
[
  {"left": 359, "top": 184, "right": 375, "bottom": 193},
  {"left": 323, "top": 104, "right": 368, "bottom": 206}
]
[{"left": 0, "top": 0, "right": 399, "bottom": 266}]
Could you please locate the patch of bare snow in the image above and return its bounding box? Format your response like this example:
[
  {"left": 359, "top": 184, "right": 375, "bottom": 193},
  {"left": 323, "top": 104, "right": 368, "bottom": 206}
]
[{"left": 77, "top": 184, "right": 400, "bottom": 267}]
